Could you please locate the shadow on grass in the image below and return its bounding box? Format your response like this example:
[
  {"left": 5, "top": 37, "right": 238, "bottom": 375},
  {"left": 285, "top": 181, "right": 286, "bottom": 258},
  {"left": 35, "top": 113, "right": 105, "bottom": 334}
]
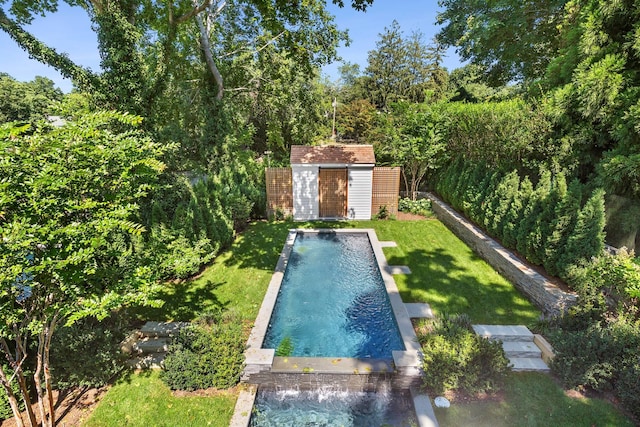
[
  {"left": 222, "top": 220, "right": 354, "bottom": 271},
  {"left": 388, "top": 247, "right": 539, "bottom": 324},
  {"left": 130, "top": 279, "right": 227, "bottom": 322}
]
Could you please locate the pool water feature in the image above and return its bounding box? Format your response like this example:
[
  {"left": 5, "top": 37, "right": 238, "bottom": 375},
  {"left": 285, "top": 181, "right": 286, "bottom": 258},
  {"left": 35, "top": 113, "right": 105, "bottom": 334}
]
[
  {"left": 263, "top": 232, "right": 404, "bottom": 359},
  {"left": 250, "top": 387, "right": 418, "bottom": 427},
  {"left": 238, "top": 229, "right": 427, "bottom": 427}
]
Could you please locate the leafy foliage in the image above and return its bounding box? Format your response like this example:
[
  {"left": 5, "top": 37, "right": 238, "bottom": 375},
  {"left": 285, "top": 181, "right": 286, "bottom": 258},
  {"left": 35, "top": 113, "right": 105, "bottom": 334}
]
[
  {"left": 417, "top": 314, "right": 509, "bottom": 395},
  {"left": 377, "top": 102, "right": 447, "bottom": 198},
  {"left": 50, "top": 315, "right": 129, "bottom": 389},
  {"left": 436, "top": 0, "right": 566, "bottom": 85},
  {"left": 0, "top": 73, "right": 62, "bottom": 124},
  {"left": 434, "top": 160, "right": 606, "bottom": 281},
  {"left": 364, "top": 21, "right": 448, "bottom": 109},
  {"left": 0, "top": 113, "right": 166, "bottom": 424},
  {"left": 162, "top": 310, "right": 245, "bottom": 391},
  {"left": 398, "top": 197, "right": 433, "bottom": 217}
]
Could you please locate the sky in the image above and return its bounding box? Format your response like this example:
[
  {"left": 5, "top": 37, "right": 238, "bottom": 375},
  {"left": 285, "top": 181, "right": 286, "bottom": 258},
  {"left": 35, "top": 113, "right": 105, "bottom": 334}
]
[{"left": 0, "top": 1, "right": 463, "bottom": 93}]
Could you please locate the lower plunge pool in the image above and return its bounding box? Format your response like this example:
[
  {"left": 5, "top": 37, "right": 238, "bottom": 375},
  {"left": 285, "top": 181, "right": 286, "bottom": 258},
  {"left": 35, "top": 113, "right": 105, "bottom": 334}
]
[
  {"left": 262, "top": 231, "right": 404, "bottom": 359},
  {"left": 250, "top": 387, "right": 418, "bottom": 427}
]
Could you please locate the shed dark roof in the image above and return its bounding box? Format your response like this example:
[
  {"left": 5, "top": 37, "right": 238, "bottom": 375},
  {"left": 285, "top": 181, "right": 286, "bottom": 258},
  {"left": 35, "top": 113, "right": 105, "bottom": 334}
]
[{"left": 290, "top": 145, "right": 375, "bottom": 165}]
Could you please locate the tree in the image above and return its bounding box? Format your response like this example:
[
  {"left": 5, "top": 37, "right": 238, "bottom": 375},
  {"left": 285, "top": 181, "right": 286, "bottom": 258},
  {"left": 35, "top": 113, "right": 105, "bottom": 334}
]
[
  {"left": 0, "top": 112, "right": 167, "bottom": 427},
  {"left": 0, "top": 74, "right": 62, "bottom": 124},
  {"left": 337, "top": 99, "right": 376, "bottom": 141},
  {"left": 436, "top": 0, "right": 567, "bottom": 85},
  {"left": 364, "top": 21, "right": 447, "bottom": 109},
  {"left": 381, "top": 102, "right": 447, "bottom": 199},
  {"left": 0, "top": 0, "right": 369, "bottom": 117}
]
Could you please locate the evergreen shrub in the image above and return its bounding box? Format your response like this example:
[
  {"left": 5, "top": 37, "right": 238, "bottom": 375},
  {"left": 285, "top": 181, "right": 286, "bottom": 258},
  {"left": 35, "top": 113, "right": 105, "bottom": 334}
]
[
  {"left": 417, "top": 314, "right": 509, "bottom": 395},
  {"left": 433, "top": 160, "right": 606, "bottom": 283},
  {"left": 50, "top": 316, "right": 129, "bottom": 389},
  {"left": 162, "top": 310, "right": 244, "bottom": 391}
]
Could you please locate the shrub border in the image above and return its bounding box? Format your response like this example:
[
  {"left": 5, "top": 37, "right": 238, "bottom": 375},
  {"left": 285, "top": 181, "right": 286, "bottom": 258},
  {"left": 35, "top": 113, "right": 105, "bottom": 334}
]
[{"left": 428, "top": 193, "right": 577, "bottom": 316}]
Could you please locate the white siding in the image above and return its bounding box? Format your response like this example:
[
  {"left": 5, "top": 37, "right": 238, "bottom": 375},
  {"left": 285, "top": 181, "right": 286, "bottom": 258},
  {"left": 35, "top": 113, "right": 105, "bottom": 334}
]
[
  {"left": 292, "top": 165, "right": 319, "bottom": 220},
  {"left": 347, "top": 167, "right": 373, "bottom": 219}
]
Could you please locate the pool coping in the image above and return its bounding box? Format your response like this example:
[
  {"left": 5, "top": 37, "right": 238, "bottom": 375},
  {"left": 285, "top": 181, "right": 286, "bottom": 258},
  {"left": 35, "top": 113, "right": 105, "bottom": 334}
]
[{"left": 243, "top": 228, "right": 422, "bottom": 377}]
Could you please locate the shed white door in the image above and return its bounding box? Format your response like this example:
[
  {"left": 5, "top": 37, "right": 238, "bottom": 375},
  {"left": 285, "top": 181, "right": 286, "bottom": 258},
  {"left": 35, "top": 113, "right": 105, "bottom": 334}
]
[{"left": 319, "top": 168, "right": 347, "bottom": 218}]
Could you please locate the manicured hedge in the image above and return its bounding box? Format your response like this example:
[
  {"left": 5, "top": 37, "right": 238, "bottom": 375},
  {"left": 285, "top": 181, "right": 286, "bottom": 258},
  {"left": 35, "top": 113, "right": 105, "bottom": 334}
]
[{"left": 434, "top": 160, "right": 605, "bottom": 281}]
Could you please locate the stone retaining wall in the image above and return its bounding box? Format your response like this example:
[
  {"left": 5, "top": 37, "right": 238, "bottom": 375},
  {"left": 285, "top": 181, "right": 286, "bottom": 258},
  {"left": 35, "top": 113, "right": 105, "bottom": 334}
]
[
  {"left": 243, "top": 372, "right": 422, "bottom": 391},
  {"left": 428, "top": 193, "right": 577, "bottom": 316}
]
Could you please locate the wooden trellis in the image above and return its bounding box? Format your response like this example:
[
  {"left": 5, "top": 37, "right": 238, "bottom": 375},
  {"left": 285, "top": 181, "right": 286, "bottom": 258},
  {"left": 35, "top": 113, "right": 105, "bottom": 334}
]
[
  {"left": 265, "top": 166, "right": 400, "bottom": 219},
  {"left": 371, "top": 167, "right": 400, "bottom": 217},
  {"left": 265, "top": 168, "right": 293, "bottom": 218}
]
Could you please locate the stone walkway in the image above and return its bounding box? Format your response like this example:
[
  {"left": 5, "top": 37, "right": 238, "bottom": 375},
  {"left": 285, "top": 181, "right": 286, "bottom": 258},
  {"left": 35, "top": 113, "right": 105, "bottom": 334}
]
[{"left": 472, "top": 324, "right": 550, "bottom": 371}]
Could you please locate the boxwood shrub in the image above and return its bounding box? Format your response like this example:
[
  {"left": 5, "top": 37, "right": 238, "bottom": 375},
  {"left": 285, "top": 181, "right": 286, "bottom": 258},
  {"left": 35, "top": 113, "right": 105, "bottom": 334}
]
[
  {"left": 417, "top": 313, "right": 509, "bottom": 395},
  {"left": 162, "top": 310, "right": 244, "bottom": 391}
]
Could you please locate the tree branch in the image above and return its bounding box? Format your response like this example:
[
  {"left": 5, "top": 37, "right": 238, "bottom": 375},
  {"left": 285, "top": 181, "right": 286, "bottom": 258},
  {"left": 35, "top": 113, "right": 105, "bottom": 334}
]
[
  {"left": 175, "top": 0, "right": 212, "bottom": 24},
  {"left": 194, "top": 3, "right": 223, "bottom": 100},
  {"left": 0, "top": 8, "right": 99, "bottom": 92}
]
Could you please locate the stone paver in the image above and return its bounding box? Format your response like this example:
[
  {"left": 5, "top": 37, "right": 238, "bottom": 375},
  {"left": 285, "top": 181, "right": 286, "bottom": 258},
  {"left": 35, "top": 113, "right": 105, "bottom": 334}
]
[
  {"left": 510, "top": 357, "right": 550, "bottom": 372},
  {"left": 473, "top": 324, "right": 551, "bottom": 372},
  {"left": 411, "top": 388, "right": 439, "bottom": 427},
  {"left": 405, "top": 303, "right": 434, "bottom": 319},
  {"left": 139, "top": 321, "right": 188, "bottom": 337},
  {"left": 472, "top": 324, "right": 533, "bottom": 341},
  {"left": 380, "top": 241, "right": 398, "bottom": 248},
  {"left": 387, "top": 265, "right": 412, "bottom": 275},
  {"left": 229, "top": 386, "right": 257, "bottom": 427},
  {"left": 502, "top": 341, "right": 541, "bottom": 358}
]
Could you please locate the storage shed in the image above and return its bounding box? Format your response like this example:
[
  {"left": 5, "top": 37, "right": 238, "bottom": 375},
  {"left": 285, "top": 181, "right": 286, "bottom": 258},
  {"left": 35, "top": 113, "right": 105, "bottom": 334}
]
[{"left": 291, "top": 144, "right": 375, "bottom": 221}]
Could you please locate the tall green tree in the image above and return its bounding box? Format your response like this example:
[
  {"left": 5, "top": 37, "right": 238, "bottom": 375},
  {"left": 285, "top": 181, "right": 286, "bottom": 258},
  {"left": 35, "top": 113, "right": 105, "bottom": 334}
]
[
  {"left": 0, "top": 74, "right": 62, "bottom": 123},
  {"left": 437, "top": 0, "right": 567, "bottom": 85},
  {"left": 0, "top": 113, "right": 166, "bottom": 427},
  {"left": 364, "top": 21, "right": 447, "bottom": 109},
  {"left": 0, "top": 0, "right": 368, "bottom": 117},
  {"left": 379, "top": 102, "right": 447, "bottom": 199}
]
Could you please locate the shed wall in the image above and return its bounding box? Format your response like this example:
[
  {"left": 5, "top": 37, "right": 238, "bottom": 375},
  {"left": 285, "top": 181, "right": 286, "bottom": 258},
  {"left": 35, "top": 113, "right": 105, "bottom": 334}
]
[
  {"left": 347, "top": 167, "right": 373, "bottom": 219},
  {"left": 292, "top": 165, "right": 319, "bottom": 220}
]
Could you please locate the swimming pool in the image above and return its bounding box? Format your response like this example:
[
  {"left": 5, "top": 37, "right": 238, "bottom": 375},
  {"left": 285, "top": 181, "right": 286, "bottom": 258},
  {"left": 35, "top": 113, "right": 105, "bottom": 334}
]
[
  {"left": 250, "top": 387, "right": 418, "bottom": 427},
  {"left": 262, "top": 231, "right": 404, "bottom": 359}
]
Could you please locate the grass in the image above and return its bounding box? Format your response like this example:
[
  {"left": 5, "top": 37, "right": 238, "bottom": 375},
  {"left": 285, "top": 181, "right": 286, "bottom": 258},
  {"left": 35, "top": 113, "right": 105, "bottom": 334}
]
[
  {"left": 369, "top": 219, "right": 540, "bottom": 324},
  {"left": 434, "top": 372, "right": 634, "bottom": 427},
  {"left": 82, "top": 371, "right": 236, "bottom": 427},
  {"left": 85, "top": 218, "right": 630, "bottom": 425},
  {"left": 131, "top": 219, "right": 540, "bottom": 325}
]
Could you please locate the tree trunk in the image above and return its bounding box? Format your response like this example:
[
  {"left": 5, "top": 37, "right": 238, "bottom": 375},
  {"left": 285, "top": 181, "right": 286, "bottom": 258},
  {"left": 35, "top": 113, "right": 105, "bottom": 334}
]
[
  {"left": 195, "top": 6, "right": 224, "bottom": 100},
  {"left": 401, "top": 168, "right": 410, "bottom": 200},
  {"left": 0, "top": 363, "right": 25, "bottom": 427},
  {"left": 1, "top": 338, "right": 37, "bottom": 427},
  {"left": 33, "top": 331, "right": 47, "bottom": 427},
  {"left": 44, "top": 317, "right": 58, "bottom": 427}
]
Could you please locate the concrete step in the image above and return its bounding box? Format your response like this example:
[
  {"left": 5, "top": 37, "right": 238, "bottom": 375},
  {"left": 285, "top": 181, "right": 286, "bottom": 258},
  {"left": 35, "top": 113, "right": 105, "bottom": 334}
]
[
  {"left": 139, "top": 321, "right": 188, "bottom": 338},
  {"left": 472, "top": 324, "right": 534, "bottom": 342},
  {"left": 133, "top": 337, "right": 170, "bottom": 354},
  {"left": 502, "top": 341, "right": 542, "bottom": 359},
  {"left": 509, "top": 357, "right": 550, "bottom": 372},
  {"left": 127, "top": 353, "right": 166, "bottom": 370}
]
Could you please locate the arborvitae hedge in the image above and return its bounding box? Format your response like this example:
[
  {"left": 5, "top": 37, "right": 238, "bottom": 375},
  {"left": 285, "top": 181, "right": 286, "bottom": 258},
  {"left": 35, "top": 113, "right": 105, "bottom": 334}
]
[{"left": 434, "top": 162, "right": 606, "bottom": 282}]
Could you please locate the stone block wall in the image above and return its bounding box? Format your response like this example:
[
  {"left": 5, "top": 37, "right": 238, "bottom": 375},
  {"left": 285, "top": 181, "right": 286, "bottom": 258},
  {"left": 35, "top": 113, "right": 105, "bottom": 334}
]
[{"left": 428, "top": 194, "right": 577, "bottom": 316}]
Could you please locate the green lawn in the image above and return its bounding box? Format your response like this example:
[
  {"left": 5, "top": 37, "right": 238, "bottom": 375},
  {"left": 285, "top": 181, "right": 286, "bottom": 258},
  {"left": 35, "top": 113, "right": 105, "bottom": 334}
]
[
  {"left": 132, "top": 219, "right": 541, "bottom": 324},
  {"left": 84, "top": 219, "right": 630, "bottom": 426},
  {"left": 435, "top": 372, "right": 634, "bottom": 427},
  {"left": 82, "top": 371, "right": 236, "bottom": 427},
  {"left": 362, "top": 219, "right": 540, "bottom": 324}
]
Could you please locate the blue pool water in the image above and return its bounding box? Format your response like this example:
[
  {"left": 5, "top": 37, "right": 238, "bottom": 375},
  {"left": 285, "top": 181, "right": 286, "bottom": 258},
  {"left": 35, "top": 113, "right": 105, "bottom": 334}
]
[
  {"left": 250, "top": 388, "right": 418, "bottom": 427},
  {"left": 263, "top": 232, "right": 404, "bottom": 358}
]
